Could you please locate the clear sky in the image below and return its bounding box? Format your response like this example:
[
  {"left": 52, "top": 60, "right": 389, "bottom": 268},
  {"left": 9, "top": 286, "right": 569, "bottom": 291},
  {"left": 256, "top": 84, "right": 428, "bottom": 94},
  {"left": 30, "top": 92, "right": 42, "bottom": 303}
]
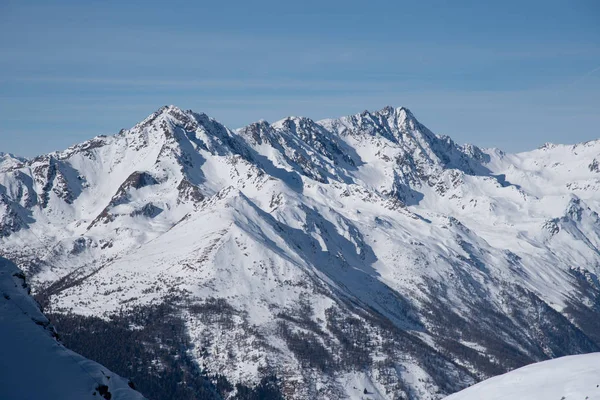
[{"left": 1, "top": 0, "right": 599, "bottom": 157}]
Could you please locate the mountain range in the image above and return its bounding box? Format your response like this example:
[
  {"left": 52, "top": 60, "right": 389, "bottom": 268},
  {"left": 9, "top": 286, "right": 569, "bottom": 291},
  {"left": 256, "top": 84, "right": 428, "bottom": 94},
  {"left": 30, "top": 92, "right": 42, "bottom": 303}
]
[{"left": 1, "top": 105, "right": 600, "bottom": 399}]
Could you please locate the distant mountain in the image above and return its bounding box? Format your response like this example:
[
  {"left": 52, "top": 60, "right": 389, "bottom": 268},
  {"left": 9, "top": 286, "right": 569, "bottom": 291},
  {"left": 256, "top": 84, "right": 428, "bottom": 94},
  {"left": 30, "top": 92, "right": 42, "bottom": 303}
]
[
  {"left": 1, "top": 105, "right": 600, "bottom": 399},
  {"left": 0, "top": 152, "right": 27, "bottom": 172},
  {"left": 444, "top": 353, "right": 600, "bottom": 400},
  {"left": 0, "top": 257, "right": 145, "bottom": 400}
]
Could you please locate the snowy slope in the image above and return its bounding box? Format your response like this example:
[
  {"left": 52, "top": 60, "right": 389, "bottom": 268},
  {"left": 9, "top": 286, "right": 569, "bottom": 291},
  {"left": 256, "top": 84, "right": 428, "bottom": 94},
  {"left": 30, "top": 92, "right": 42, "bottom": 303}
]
[
  {"left": 0, "top": 257, "right": 146, "bottom": 400},
  {"left": 444, "top": 353, "right": 600, "bottom": 400},
  {"left": 1, "top": 105, "right": 600, "bottom": 399}
]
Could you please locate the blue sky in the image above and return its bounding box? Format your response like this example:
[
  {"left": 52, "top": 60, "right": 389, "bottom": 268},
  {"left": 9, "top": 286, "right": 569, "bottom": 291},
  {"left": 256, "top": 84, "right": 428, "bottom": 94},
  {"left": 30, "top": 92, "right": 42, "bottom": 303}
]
[{"left": 1, "top": 0, "right": 599, "bottom": 157}]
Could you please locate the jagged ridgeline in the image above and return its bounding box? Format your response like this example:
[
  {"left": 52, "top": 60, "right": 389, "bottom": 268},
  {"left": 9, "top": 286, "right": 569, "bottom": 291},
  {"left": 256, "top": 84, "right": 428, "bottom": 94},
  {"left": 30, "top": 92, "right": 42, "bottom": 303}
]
[{"left": 1, "top": 105, "right": 600, "bottom": 399}]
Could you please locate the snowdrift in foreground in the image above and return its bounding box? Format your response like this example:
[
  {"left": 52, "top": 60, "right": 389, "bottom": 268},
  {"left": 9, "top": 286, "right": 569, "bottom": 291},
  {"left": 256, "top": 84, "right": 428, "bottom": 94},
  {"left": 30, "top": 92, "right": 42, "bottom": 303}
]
[
  {"left": 0, "top": 257, "right": 145, "bottom": 400},
  {"left": 445, "top": 353, "right": 600, "bottom": 400}
]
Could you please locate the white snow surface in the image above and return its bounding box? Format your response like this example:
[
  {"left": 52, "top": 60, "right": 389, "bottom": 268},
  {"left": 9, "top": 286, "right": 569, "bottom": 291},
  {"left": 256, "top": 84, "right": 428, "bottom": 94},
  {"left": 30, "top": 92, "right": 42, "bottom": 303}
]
[
  {"left": 0, "top": 257, "right": 146, "bottom": 400},
  {"left": 444, "top": 353, "right": 600, "bottom": 400},
  {"left": 1, "top": 105, "right": 600, "bottom": 399}
]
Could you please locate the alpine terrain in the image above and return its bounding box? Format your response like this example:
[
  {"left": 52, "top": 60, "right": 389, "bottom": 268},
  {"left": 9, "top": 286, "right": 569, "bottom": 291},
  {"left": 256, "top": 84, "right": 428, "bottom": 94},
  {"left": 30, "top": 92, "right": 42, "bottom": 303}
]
[{"left": 1, "top": 105, "right": 600, "bottom": 399}]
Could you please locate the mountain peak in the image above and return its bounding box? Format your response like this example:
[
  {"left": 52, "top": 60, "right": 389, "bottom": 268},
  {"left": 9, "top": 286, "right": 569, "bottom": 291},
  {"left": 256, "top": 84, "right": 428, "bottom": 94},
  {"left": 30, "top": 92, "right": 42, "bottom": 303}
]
[
  {"left": 157, "top": 104, "right": 181, "bottom": 113},
  {"left": 375, "top": 105, "right": 414, "bottom": 117},
  {"left": 356, "top": 105, "right": 414, "bottom": 119},
  {"left": 318, "top": 105, "right": 430, "bottom": 147},
  {"left": 0, "top": 152, "right": 27, "bottom": 172},
  {"left": 271, "top": 115, "right": 319, "bottom": 130}
]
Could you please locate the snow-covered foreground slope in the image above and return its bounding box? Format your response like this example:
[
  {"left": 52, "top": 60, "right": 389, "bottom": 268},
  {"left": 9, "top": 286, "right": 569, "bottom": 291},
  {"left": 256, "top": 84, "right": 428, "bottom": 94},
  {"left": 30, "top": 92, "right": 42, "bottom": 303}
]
[
  {"left": 1, "top": 105, "right": 600, "bottom": 399},
  {"left": 445, "top": 353, "right": 600, "bottom": 400},
  {"left": 0, "top": 257, "right": 145, "bottom": 400}
]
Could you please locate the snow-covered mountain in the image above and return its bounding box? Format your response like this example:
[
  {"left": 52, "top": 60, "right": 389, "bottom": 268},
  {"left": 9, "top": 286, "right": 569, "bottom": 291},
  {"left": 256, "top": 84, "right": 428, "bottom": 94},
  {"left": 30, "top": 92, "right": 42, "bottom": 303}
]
[
  {"left": 0, "top": 256, "right": 146, "bottom": 400},
  {"left": 444, "top": 352, "right": 600, "bottom": 400},
  {"left": 0, "top": 151, "right": 26, "bottom": 172},
  {"left": 1, "top": 105, "right": 600, "bottom": 399}
]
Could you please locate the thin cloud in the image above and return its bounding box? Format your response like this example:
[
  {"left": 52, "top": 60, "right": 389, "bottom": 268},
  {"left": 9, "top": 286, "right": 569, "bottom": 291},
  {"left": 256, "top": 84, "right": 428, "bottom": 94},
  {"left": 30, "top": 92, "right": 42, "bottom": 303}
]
[
  {"left": 6, "top": 76, "right": 420, "bottom": 92},
  {"left": 567, "top": 65, "right": 600, "bottom": 88}
]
